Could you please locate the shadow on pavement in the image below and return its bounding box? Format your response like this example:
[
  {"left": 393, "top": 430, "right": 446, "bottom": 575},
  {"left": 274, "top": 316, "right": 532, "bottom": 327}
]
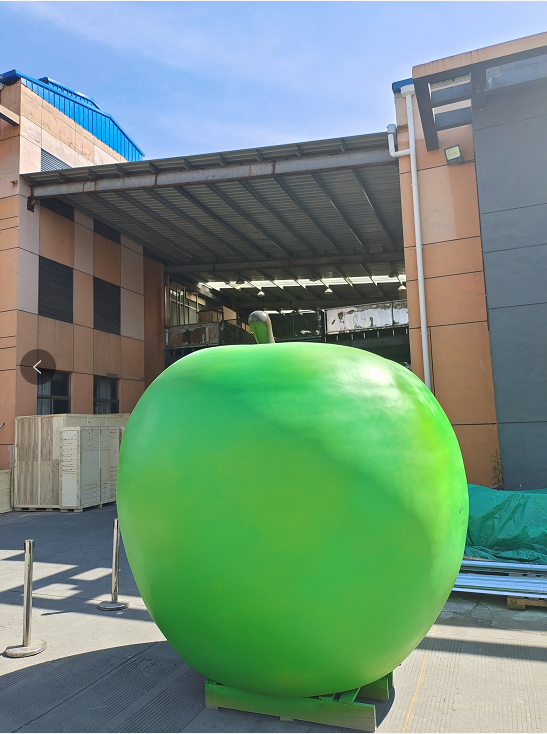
[
  {"left": 416, "top": 633, "right": 547, "bottom": 661},
  {"left": 0, "top": 505, "right": 149, "bottom": 619},
  {"left": 0, "top": 640, "right": 387, "bottom": 734},
  {"left": 434, "top": 591, "right": 547, "bottom": 633}
]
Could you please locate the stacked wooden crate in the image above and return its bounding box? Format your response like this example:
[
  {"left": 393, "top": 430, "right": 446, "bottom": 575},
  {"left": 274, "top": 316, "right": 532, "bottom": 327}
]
[
  {"left": 99, "top": 428, "right": 121, "bottom": 505},
  {"left": 59, "top": 427, "right": 122, "bottom": 510},
  {"left": 0, "top": 469, "right": 11, "bottom": 514},
  {"left": 13, "top": 414, "right": 129, "bottom": 511}
]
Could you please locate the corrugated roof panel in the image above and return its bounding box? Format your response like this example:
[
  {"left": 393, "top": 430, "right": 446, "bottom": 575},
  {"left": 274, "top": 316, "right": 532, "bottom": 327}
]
[
  {"left": 38, "top": 77, "right": 101, "bottom": 109},
  {"left": 255, "top": 179, "right": 337, "bottom": 253},
  {"left": 30, "top": 129, "right": 403, "bottom": 278}
]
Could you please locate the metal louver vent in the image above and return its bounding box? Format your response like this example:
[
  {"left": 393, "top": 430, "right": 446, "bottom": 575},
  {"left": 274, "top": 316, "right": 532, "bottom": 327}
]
[
  {"left": 38, "top": 257, "right": 74, "bottom": 324},
  {"left": 41, "top": 149, "right": 71, "bottom": 172},
  {"left": 94, "top": 277, "right": 121, "bottom": 335}
]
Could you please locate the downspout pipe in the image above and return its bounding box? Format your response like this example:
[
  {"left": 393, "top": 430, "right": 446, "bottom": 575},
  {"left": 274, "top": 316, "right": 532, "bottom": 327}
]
[{"left": 387, "top": 84, "right": 431, "bottom": 390}]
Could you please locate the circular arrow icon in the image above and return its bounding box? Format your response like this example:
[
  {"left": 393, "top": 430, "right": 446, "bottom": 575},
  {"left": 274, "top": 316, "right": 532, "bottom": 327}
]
[{"left": 19, "top": 349, "right": 57, "bottom": 386}]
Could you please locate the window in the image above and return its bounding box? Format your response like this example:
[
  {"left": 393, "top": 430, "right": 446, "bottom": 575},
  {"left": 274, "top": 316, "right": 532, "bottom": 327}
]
[
  {"left": 94, "top": 277, "right": 121, "bottom": 334},
  {"left": 37, "top": 370, "right": 70, "bottom": 415},
  {"left": 168, "top": 284, "right": 202, "bottom": 326},
  {"left": 38, "top": 257, "right": 73, "bottom": 323},
  {"left": 94, "top": 376, "right": 119, "bottom": 414},
  {"left": 94, "top": 219, "right": 121, "bottom": 244}
]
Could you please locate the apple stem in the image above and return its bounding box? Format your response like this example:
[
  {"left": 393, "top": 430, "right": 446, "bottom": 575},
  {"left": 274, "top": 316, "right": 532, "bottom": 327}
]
[{"left": 248, "top": 311, "right": 275, "bottom": 344}]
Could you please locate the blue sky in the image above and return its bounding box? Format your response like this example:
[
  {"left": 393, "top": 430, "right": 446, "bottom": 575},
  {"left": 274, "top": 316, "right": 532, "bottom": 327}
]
[{"left": 3, "top": 2, "right": 547, "bottom": 160}]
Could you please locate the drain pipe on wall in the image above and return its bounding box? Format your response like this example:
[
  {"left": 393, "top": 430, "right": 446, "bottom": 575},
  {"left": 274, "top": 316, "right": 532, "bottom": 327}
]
[{"left": 387, "top": 84, "right": 431, "bottom": 390}]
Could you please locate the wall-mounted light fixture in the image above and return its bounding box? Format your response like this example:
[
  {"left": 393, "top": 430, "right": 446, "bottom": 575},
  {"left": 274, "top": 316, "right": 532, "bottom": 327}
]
[{"left": 444, "top": 145, "right": 464, "bottom": 165}]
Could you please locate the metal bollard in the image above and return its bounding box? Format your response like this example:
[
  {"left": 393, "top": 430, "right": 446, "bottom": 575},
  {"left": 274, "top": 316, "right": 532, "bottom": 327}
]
[
  {"left": 4, "top": 540, "right": 47, "bottom": 657},
  {"left": 98, "top": 519, "right": 129, "bottom": 611}
]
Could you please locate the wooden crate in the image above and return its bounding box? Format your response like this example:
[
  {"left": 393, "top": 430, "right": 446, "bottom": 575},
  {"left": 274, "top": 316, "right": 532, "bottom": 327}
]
[
  {"left": 60, "top": 427, "right": 97, "bottom": 509},
  {"left": 14, "top": 414, "right": 128, "bottom": 510},
  {"left": 59, "top": 426, "right": 123, "bottom": 511},
  {"left": 0, "top": 469, "right": 12, "bottom": 514},
  {"left": 99, "top": 427, "right": 121, "bottom": 504}
]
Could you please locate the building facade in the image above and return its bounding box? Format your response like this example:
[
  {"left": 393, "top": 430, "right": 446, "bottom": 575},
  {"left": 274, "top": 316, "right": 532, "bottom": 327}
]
[
  {"left": 2, "top": 32, "right": 546, "bottom": 491},
  {"left": 0, "top": 73, "right": 164, "bottom": 471},
  {"left": 395, "top": 31, "right": 547, "bottom": 489}
]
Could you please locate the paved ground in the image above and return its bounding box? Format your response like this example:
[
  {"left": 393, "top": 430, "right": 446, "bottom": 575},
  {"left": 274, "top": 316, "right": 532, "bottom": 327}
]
[{"left": 1, "top": 506, "right": 546, "bottom": 733}]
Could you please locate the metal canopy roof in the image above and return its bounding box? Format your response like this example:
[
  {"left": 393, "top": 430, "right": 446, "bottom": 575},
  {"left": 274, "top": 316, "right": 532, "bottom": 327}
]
[{"left": 25, "top": 132, "right": 405, "bottom": 308}]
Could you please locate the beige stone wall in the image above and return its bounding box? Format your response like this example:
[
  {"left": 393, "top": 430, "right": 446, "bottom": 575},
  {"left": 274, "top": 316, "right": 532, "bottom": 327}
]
[
  {"left": 395, "top": 92, "right": 499, "bottom": 486},
  {"left": 0, "top": 80, "right": 147, "bottom": 470}
]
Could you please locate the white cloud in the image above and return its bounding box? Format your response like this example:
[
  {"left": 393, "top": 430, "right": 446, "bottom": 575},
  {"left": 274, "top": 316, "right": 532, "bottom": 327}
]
[{"left": 18, "top": 1, "right": 387, "bottom": 99}]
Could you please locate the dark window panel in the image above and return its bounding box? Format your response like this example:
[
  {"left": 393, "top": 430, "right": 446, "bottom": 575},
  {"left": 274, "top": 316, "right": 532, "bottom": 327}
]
[
  {"left": 40, "top": 197, "right": 74, "bottom": 221},
  {"left": 94, "top": 376, "right": 119, "bottom": 414},
  {"left": 37, "top": 370, "right": 71, "bottom": 415},
  {"left": 93, "top": 277, "right": 121, "bottom": 334},
  {"left": 94, "top": 219, "right": 121, "bottom": 244},
  {"left": 38, "top": 257, "right": 74, "bottom": 324}
]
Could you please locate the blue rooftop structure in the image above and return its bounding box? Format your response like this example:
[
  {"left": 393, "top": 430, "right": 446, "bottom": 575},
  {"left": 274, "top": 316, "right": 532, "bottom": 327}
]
[{"left": 0, "top": 70, "right": 144, "bottom": 162}]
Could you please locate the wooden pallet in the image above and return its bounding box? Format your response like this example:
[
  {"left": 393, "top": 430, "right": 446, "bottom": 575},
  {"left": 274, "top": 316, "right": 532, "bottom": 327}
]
[
  {"left": 205, "top": 673, "right": 392, "bottom": 732},
  {"left": 15, "top": 506, "right": 84, "bottom": 513},
  {"left": 507, "top": 596, "right": 547, "bottom": 610},
  {"left": 16, "top": 506, "right": 57, "bottom": 512}
]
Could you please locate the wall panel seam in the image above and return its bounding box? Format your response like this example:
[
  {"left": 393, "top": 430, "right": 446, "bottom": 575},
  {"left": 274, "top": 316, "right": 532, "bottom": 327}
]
[
  {"left": 481, "top": 201, "right": 547, "bottom": 216},
  {"left": 488, "top": 301, "right": 547, "bottom": 311},
  {"left": 419, "top": 320, "right": 489, "bottom": 328},
  {"left": 451, "top": 422, "right": 498, "bottom": 427},
  {"left": 406, "top": 270, "right": 484, "bottom": 282},
  {"left": 405, "top": 236, "right": 481, "bottom": 248},
  {"left": 474, "top": 110, "right": 547, "bottom": 134},
  {"left": 415, "top": 159, "right": 475, "bottom": 174},
  {"left": 497, "top": 420, "right": 547, "bottom": 425},
  {"left": 483, "top": 242, "right": 547, "bottom": 254},
  {"left": 404, "top": 236, "right": 482, "bottom": 246}
]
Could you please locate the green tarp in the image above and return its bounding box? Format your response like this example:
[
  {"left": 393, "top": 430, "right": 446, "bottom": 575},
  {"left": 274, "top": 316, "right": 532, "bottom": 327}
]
[{"left": 465, "top": 484, "right": 547, "bottom": 565}]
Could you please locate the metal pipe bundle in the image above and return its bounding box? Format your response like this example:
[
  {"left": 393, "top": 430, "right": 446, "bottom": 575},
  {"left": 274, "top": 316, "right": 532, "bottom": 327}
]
[{"left": 454, "top": 558, "right": 547, "bottom": 599}]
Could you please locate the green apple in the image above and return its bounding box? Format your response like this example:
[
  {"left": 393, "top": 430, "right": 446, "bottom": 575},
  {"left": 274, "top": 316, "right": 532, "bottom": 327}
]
[{"left": 117, "top": 343, "right": 467, "bottom": 698}]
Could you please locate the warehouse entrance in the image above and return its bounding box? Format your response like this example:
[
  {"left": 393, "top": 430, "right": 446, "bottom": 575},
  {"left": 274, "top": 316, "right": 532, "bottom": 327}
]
[{"left": 26, "top": 132, "right": 408, "bottom": 367}]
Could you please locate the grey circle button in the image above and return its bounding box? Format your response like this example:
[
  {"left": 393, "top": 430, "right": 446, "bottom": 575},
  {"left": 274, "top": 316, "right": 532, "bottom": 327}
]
[{"left": 20, "top": 350, "right": 57, "bottom": 386}]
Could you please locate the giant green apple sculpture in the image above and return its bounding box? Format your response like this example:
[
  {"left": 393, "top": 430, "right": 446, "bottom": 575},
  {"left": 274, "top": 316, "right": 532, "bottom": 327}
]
[{"left": 117, "top": 337, "right": 468, "bottom": 699}]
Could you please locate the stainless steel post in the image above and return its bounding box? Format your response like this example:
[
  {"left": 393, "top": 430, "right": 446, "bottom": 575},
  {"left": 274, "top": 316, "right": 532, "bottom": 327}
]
[
  {"left": 4, "top": 540, "right": 47, "bottom": 657},
  {"left": 112, "top": 518, "right": 121, "bottom": 603},
  {"left": 23, "top": 539, "right": 33, "bottom": 646},
  {"left": 99, "top": 519, "right": 129, "bottom": 611}
]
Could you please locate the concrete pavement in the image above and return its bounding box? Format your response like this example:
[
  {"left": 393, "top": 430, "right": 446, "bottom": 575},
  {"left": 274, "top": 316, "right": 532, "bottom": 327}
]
[{"left": 1, "top": 506, "right": 546, "bottom": 733}]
